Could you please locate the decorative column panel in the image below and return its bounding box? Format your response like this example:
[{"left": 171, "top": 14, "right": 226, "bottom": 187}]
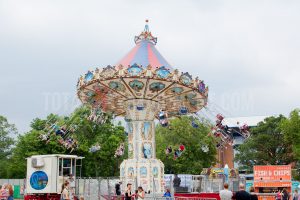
[{"left": 120, "top": 99, "right": 165, "bottom": 193}]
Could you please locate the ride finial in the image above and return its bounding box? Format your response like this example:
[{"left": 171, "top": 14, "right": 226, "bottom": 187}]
[
  {"left": 144, "top": 19, "right": 150, "bottom": 32},
  {"left": 134, "top": 19, "right": 157, "bottom": 44}
]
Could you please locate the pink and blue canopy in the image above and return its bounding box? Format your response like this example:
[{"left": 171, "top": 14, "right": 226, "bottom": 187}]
[{"left": 116, "top": 32, "right": 173, "bottom": 70}]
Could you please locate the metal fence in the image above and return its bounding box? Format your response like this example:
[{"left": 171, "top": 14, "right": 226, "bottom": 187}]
[
  {"left": 0, "top": 176, "right": 244, "bottom": 200},
  {"left": 76, "top": 177, "right": 120, "bottom": 199},
  {"left": 75, "top": 176, "right": 244, "bottom": 200}
]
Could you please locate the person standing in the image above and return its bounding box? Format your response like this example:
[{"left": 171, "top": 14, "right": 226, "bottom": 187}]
[
  {"left": 219, "top": 183, "right": 233, "bottom": 200},
  {"left": 163, "top": 188, "right": 171, "bottom": 196},
  {"left": 115, "top": 181, "right": 122, "bottom": 200},
  {"left": 125, "top": 183, "right": 132, "bottom": 200},
  {"left": 282, "top": 188, "right": 290, "bottom": 200},
  {"left": 173, "top": 174, "right": 181, "bottom": 193},
  {"left": 249, "top": 187, "right": 258, "bottom": 200},
  {"left": 0, "top": 184, "right": 8, "bottom": 200},
  {"left": 293, "top": 190, "right": 299, "bottom": 200},
  {"left": 6, "top": 184, "right": 14, "bottom": 200},
  {"left": 68, "top": 174, "right": 75, "bottom": 200},
  {"left": 235, "top": 184, "right": 251, "bottom": 200},
  {"left": 276, "top": 190, "right": 282, "bottom": 200},
  {"left": 137, "top": 186, "right": 145, "bottom": 200},
  {"left": 62, "top": 182, "right": 70, "bottom": 200}
]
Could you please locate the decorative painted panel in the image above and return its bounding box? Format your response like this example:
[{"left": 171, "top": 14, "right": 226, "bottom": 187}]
[{"left": 140, "top": 167, "right": 147, "bottom": 178}]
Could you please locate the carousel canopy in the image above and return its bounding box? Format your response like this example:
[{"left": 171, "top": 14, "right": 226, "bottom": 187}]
[
  {"left": 77, "top": 21, "right": 208, "bottom": 117},
  {"left": 116, "top": 22, "right": 173, "bottom": 70}
]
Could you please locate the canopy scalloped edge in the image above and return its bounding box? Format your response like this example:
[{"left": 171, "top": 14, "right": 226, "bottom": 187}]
[{"left": 77, "top": 64, "right": 208, "bottom": 118}]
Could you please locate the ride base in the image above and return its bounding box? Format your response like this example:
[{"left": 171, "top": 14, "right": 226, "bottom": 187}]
[{"left": 120, "top": 99, "right": 164, "bottom": 192}]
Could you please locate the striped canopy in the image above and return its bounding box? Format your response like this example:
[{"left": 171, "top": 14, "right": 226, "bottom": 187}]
[{"left": 116, "top": 31, "right": 173, "bottom": 70}]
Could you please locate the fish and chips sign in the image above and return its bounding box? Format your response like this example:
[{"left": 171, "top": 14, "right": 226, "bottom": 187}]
[{"left": 254, "top": 165, "right": 291, "bottom": 181}]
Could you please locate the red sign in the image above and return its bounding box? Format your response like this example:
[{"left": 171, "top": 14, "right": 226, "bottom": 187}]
[{"left": 254, "top": 165, "right": 291, "bottom": 181}]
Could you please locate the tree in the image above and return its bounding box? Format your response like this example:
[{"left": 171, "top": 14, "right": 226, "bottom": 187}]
[
  {"left": 281, "top": 109, "right": 300, "bottom": 159},
  {"left": 235, "top": 115, "right": 295, "bottom": 171},
  {"left": 281, "top": 109, "right": 300, "bottom": 180},
  {"left": 0, "top": 116, "right": 17, "bottom": 178},
  {"left": 7, "top": 106, "right": 127, "bottom": 178},
  {"left": 69, "top": 106, "right": 127, "bottom": 177},
  {"left": 156, "top": 116, "right": 217, "bottom": 174}
]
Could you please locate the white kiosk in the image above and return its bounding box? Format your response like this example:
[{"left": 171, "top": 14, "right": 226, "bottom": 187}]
[{"left": 26, "top": 154, "right": 83, "bottom": 196}]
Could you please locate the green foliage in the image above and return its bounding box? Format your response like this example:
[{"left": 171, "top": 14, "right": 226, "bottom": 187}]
[
  {"left": 0, "top": 116, "right": 17, "bottom": 178},
  {"left": 4, "top": 106, "right": 299, "bottom": 179},
  {"left": 281, "top": 109, "right": 300, "bottom": 159},
  {"left": 235, "top": 115, "right": 295, "bottom": 171},
  {"left": 71, "top": 107, "right": 127, "bottom": 177},
  {"left": 156, "top": 116, "right": 216, "bottom": 174},
  {"left": 281, "top": 109, "right": 300, "bottom": 180},
  {"left": 7, "top": 130, "right": 66, "bottom": 178},
  {"left": 5, "top": 106, "right": 127, "bottom": 178}
]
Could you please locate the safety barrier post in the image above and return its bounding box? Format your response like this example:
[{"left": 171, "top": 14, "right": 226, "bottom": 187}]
[
  {"left": 98, "top": 177, "right": 101, "bottom": 200},
  {"left": 107, "top": 178, "right": 111, "bottom": 200},
  {"left": 82, "top": 178, "right": 85, "bottom": 199}
]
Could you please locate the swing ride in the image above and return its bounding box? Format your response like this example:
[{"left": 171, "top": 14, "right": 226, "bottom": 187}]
[
  {"left": 76, "top": 20, "right": 209, "bottom": 192},
  {"left": 38, "top": 114, "right": 83, "bottom": 153},
  {"left": 35, "top": 20, "right": 252, "bottom": 194}
]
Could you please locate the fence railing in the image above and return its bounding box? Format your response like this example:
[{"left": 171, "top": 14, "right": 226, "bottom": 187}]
[
  {"left": 0, "top": 176, "right": 245, "bottom": 200},
  {"left": 103, "top": 197, "right": 217, "bottom": 200}
]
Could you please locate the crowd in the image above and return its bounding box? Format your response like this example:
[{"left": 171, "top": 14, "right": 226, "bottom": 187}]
[
  {"left": 220, "top": 183, "right": 297, "bottom": 200},
  {"left": 115, "top": 182, "right": 171, "bottom": 200},
  {"left": 0, "top": 184, "right": 13, "bottom": 200}
]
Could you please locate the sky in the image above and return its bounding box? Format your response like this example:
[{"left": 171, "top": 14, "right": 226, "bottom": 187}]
[{"left": 0, "top": 0, "right": 299, "bottom": 133}]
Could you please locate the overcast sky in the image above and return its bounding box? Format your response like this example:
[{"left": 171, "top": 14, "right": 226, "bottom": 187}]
[{"left": 0, "top": 0, "right": 299, "bottom": 133}]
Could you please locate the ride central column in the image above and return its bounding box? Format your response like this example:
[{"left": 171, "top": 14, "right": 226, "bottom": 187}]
[{"left": 120, "top": 99, "right": 165, "bottom": 193}]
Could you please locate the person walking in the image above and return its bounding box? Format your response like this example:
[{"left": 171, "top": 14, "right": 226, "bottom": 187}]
[
  {"left": 125, "top": 183, "right": 132, "bottom": 200},
  {"left": 249, "top": 187, "right": 258, "bottom": 200},
  {"left": 219, "top": 183, "right": 233, "bottom": 200},
  {"left": 235, "top": 183, "right": 251, "bottom": 200},
  {"left": 136, "top": 186, "right": 145, "bottom": 200}
]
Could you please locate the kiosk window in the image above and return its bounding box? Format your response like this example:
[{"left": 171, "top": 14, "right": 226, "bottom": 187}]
[
  {"left": 63, "top": 159, "right": 71, "bottom": 167},
  {"left": 60, "top": 158, "right": 73, "bottom": 176},
  {"left": 63, "top": 167, "right": 71, "bottom": 175},
  {"left": 59, "top": 158, "right": 63, "bottom": 176}
]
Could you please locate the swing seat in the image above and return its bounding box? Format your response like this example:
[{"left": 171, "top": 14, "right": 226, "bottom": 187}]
[
  {"left": 161, "top": 122, "right": 168, "bottom": 127},
  {"left": 159, "top": 113, "right": 166, "bottom": 120},
  {"left": 192, "top": 122, "right": 199, "bottom": 128},
  {"left": 55, "top": 130, "right": 63, "bottom": 135}
]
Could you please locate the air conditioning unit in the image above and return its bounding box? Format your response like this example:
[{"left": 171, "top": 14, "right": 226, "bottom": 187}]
[{"left": 31, "top": 157, "right": 45, "bottom": 168}]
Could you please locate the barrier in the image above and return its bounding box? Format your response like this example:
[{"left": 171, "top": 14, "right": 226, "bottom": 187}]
[
  {"left": 175, "top": 193, "right": 220, "bottom": 200},
  {"left": 0, "top": 196, "right": 8, "bottom": 200},
  {"left": 256, "top": 193, "right": 276, "bottom": 200},
  {"left": 1, "top": 176, "right": 244, "bottom": 199},
  {"left": 105, "top": 197, "right": 217, "bottom": 200}
]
